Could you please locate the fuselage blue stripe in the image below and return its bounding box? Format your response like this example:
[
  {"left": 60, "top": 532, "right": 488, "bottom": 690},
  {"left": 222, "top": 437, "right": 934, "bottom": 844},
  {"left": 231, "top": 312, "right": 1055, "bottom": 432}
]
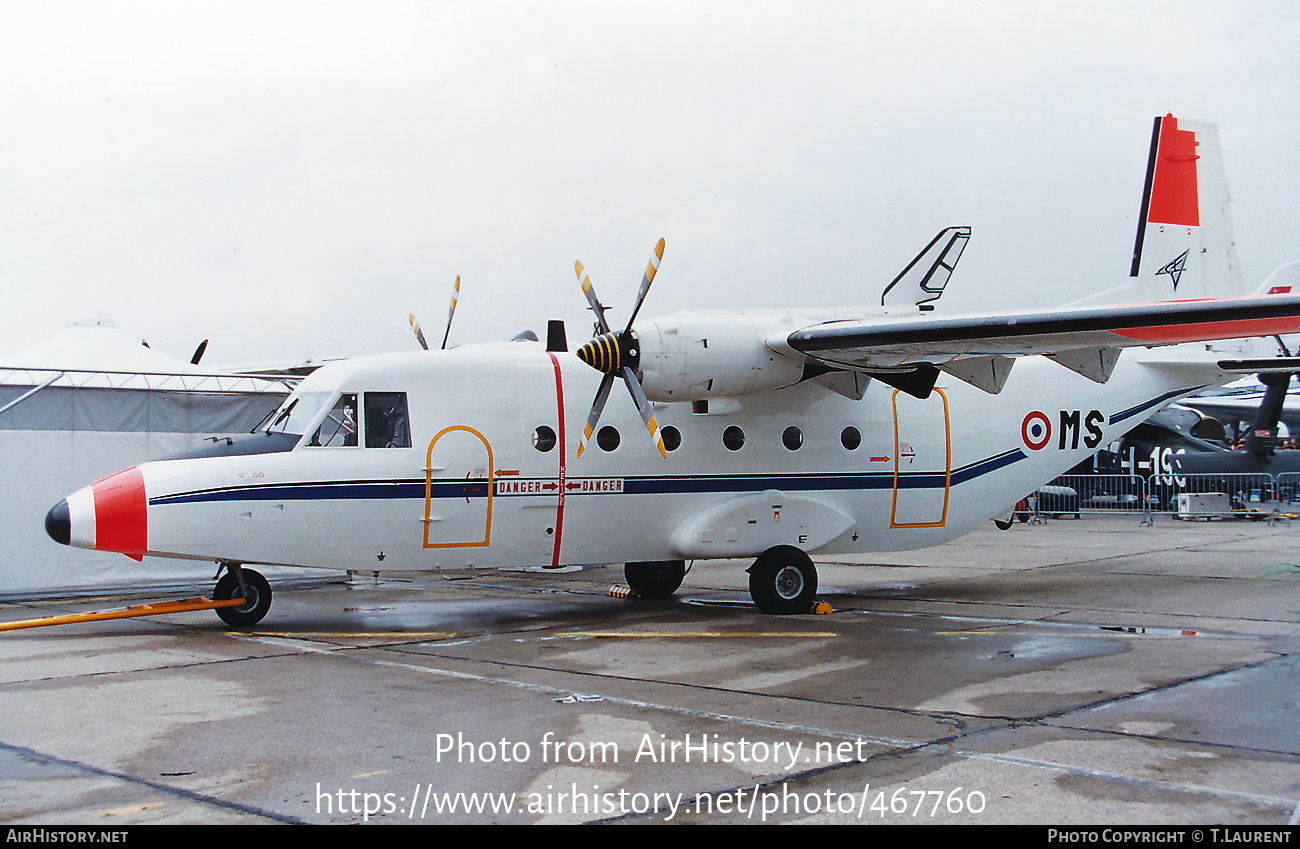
[
  {"left": 148, "top": 448, "right": 1027, "bottom": 507},
  {"left": 1109, "top": 386, "right": 1205, "bottom": 425}
]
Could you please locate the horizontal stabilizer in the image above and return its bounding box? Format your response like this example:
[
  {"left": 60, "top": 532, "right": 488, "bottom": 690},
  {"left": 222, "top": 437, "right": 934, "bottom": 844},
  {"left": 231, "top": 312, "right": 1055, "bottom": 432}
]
[{"left": 1255, "top": 262, "right": 1300, "bottom": 296}]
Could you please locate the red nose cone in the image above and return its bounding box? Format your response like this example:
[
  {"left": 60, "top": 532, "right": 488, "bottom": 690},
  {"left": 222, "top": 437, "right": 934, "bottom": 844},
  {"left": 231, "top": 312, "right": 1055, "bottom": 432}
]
[{"left": 91, "top": 467, "right": 148, "bottom": 560}]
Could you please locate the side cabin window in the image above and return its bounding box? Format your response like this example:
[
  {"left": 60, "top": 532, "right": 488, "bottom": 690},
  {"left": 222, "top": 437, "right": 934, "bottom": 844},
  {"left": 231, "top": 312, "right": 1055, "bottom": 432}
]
[
  {"left": 364, "top": 392, "right": 411, "bottom": 448},
  {"left": 308, "top": 393, "right": 358, "bottom": 447}
]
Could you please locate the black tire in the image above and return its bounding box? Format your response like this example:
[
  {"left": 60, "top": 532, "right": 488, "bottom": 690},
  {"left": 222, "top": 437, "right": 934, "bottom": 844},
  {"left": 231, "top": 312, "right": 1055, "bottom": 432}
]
[
  {"left": 214, "top": 568, "right": 272, "bottom": 627},
  {"left": 624, "top": 560, "right": 686, "bottom": 599},
  {"left": 748, "top": 546, "right": 817, "bottom": 615},
  {"left": 994, "top": 518, "right": 1013, "bottom": 531}
]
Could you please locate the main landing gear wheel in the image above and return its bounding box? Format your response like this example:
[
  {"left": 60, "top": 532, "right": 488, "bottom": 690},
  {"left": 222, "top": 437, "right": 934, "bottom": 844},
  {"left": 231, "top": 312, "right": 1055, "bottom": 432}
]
[
  {"left": 624, "top": 560, "right": 686, "bottom": 599},
  {"left": 748, "top": 546, "right": 817, "bottom": 615},
  {"left": 213, "top": 567, "right": 272, "bottom": 627},
  {"left": 996, "top": 498, "right": 1031, "bottom": 530}
]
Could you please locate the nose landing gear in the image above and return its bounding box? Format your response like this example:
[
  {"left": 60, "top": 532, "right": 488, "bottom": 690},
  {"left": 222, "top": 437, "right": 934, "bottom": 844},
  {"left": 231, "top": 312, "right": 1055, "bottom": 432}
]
[{"left": 213, "top": 563, "right": 272, "bottom": 626}]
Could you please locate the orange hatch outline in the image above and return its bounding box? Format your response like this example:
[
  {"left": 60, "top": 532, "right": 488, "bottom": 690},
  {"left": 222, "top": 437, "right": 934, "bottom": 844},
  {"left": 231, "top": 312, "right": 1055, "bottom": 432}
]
[{"left": 423, "top": 425, "right": 494, "bottom": 549}]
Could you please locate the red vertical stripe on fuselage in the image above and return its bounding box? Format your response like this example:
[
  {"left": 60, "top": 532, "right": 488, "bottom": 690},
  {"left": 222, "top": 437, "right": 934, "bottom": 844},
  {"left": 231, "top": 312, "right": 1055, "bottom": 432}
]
[
  {"left": 91, "top": 467, "right": 147, "bottom": 561},
  {"left": 547, "top": 353, "right": 567, "bottom": 567}
]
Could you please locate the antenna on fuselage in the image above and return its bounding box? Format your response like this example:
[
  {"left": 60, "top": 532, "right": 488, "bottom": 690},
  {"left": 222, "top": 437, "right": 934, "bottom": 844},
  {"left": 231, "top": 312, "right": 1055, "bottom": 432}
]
[{"left": 546, "top": 320, "right": 567, "bottom": 352}]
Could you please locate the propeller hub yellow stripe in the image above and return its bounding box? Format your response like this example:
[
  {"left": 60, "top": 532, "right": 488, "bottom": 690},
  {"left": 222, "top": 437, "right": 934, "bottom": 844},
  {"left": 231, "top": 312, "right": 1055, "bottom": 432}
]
[{"left": 577, "top": 333, "right": 623, "bottom": 374}]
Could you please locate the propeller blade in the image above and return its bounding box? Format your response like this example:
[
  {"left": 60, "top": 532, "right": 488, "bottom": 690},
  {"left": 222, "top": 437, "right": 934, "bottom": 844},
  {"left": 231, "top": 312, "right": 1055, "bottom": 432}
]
[
  {"left": 190, "top": 339, "right": 209, "bottom": 366},
  {"left": 622, "top": 237, "right": 665, "bottom": 334},
  {"left": 441, "top": 275, "right": 460, "bottom": 350},
  {"left": 573, "top": 238, "right": 669, "bottom": 460},
  {"left": 575, "top": 261, "right": 612, "bottom": 335},
  {"left": 575, "top": 373, "right": 616, "bottom": 459},
  {"left": 409, "top": 314, "right": 429, "bottom": 351},
  {"left": 621, "top": 365, "right": 667, "bottom": 459}
]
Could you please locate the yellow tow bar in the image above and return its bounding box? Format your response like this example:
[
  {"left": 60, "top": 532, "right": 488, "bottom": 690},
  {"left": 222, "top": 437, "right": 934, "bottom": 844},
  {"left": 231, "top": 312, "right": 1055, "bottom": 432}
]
[{"left": 0, "top": 596, "right": 247, "bottom": 632}]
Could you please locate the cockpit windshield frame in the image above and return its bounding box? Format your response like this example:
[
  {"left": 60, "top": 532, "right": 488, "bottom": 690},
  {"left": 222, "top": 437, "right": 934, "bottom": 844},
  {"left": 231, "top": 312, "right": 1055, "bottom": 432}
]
[
  {"left": 263, "top": 388, "right": 412, "bottom": 451},
  {"left": 307, "top": 393, "right": 359, "bottom": 447},
  {"left": 263, "top": 390, "right": 334, "bottom": 439}
]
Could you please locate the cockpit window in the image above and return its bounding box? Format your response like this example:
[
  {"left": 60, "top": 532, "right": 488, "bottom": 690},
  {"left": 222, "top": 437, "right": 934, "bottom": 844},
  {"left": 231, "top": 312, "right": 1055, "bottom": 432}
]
[
  {"left": 308, "top": 393, "right": 359, "bottom": 447},
  {"left": 365, "top": 392, "right": 411, "bottom": 448},
  {"left": 265, "top": 391, "right": 332, "bottom": 437}
]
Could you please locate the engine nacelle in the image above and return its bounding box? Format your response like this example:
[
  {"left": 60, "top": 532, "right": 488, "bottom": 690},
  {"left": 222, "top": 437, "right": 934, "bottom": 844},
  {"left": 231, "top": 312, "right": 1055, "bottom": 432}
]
[{"left": 634, "top": 314, "right": 806, "bottom": 402}]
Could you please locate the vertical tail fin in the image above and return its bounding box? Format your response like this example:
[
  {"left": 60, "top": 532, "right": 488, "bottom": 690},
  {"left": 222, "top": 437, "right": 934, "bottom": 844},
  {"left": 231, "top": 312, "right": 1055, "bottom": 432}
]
[{"left": 1130, "top": 114, "right": 1243, "bottom": 299}]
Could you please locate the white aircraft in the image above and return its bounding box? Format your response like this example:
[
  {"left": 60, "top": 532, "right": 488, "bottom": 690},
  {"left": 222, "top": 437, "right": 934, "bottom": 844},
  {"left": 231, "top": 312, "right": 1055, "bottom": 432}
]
[{"left": 44, "top": 114, "right": 1300, "bottom": 624}]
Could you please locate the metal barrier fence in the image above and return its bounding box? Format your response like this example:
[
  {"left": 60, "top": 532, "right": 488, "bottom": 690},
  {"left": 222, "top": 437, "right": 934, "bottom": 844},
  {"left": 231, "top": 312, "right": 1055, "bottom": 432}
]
[{"left": 1024, "top": 473, "right": 1299, "bottom": 522}]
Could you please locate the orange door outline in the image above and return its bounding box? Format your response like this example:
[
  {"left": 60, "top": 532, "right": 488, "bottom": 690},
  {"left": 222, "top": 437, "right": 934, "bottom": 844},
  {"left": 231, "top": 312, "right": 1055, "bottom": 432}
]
[
  {"left": 423, "top": 425, "right": 494, "bottom": 548},
  {"left": 890, "top": 387, "right": 952, "bottom": 529}
]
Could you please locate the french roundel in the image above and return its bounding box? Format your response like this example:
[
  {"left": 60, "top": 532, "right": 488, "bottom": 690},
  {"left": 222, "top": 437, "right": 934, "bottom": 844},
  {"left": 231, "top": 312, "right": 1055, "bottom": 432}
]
[{"left": 1022, "top": 411, "right": 1051, "bottom": 450}]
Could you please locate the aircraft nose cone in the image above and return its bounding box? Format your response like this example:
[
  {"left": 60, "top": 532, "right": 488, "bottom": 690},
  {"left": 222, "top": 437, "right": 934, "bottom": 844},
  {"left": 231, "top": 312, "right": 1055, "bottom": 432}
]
[
  {"left": 89, "top": 467, "right": 149, "bottom": 560},
  {"left": 48, "top": 467, "right": 149, "bottom": 560},
  {"left": 45, "top": 499, "right": 70, "bottom": 546}
]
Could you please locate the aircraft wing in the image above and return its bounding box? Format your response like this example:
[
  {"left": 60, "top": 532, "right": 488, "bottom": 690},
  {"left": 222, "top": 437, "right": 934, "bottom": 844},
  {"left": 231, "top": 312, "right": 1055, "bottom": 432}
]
[
  {"left": 784, "top": 293, "right": 1300, "bottom": 396},
  {"left": 223, "top": 358, "right": 343, "bottom": 382},
  {"left": 775, "top": 114, "right": 1300, "bottom": 399}
]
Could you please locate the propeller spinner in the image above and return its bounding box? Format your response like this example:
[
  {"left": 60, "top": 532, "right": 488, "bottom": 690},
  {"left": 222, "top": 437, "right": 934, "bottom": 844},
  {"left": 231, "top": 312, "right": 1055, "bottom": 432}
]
[{"left": 573, "top": 238, "right": 667, "bottom": 459}]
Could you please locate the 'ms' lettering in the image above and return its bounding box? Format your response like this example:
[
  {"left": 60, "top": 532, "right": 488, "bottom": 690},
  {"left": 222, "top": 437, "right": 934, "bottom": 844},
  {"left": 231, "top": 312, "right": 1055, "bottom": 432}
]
[
  {"left": 1058, "top": 410, "right": 1081, "bottom": 450},
  {"left": 1084, "top": 409, "right": 1105, "bottom": 449},
  {"left": 1058, "top": 409, "right": 1105, "bottom": 450}
]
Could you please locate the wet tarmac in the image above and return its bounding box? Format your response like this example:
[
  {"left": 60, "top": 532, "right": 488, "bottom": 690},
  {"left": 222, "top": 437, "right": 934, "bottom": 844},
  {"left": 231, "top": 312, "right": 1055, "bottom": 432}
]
[{"left": 0, "top": 514, "right": 1297, "bottom": 825}]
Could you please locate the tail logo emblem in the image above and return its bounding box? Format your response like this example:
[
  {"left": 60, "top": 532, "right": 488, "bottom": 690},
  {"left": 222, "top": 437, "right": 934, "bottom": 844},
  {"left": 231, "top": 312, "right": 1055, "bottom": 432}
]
[{"left": 1157, "top": 249, "right": 1189, "bottom": 290}]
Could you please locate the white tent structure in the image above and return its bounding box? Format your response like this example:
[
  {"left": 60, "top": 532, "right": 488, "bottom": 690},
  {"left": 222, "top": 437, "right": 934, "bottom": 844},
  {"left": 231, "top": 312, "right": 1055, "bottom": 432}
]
[{"left": 0, "top": 318, "right": 291, "bottom": 594}]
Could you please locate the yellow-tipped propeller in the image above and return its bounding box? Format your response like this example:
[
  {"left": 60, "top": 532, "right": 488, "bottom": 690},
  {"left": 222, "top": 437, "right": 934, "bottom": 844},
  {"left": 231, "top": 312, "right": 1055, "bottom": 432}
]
[
  {"left": 573, "top": 239, "right": 667, "bottom": 459},
  {"left": 411, "top": 275, "right": 461, "bottom": 351},
  {"left": 409, "top": 314, "right": 429, "bottom": 351},
  {"left": 442, "top": 275, "right": 460, "bottom": 350}
]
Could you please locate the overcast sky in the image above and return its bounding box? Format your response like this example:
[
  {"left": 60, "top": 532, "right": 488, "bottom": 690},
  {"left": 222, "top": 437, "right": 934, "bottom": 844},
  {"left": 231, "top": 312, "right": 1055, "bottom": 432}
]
[{"left": 3, "top": 1, "right": 1299, "bottom": 367}]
